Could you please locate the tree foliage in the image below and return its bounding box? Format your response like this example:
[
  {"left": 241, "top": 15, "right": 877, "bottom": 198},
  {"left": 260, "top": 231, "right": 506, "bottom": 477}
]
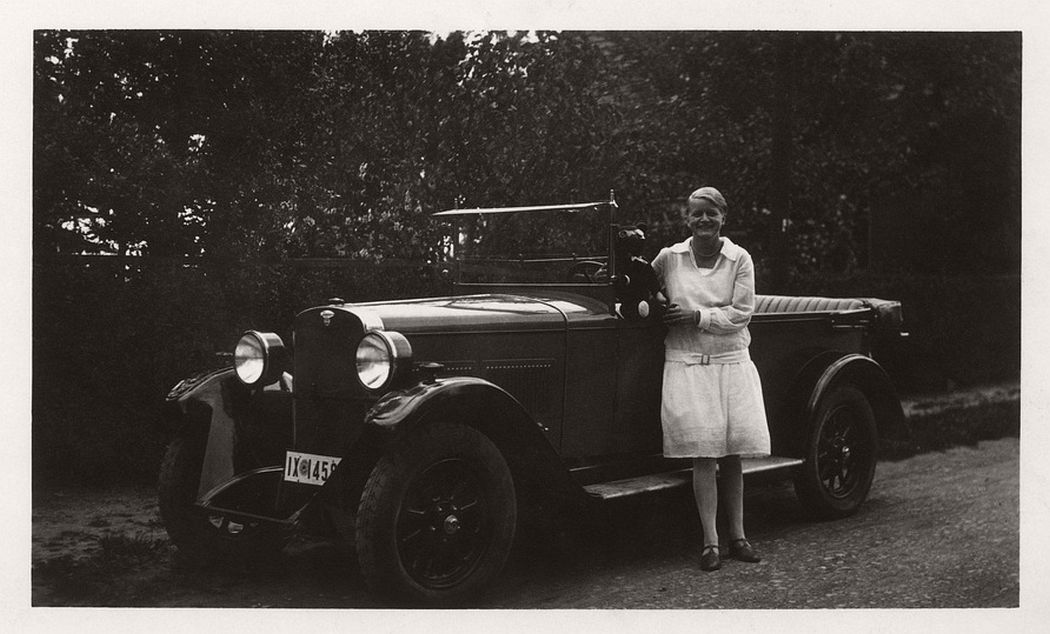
[
  {"left": 599, "top": 31, "right": 1020, "bottom": 276},
  {"left": 34, "top": 31, "right": 624, "bottom": 265},
  {"left": 35, "top": 30, "right": 1019, "bottom": 275}
]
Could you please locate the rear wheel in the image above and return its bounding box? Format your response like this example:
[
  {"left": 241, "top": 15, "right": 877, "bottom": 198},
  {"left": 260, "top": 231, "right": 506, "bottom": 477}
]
[
  {"left": 158, "top": 437, "right": 286, "bottom": 565},
  {"left": 355, "top": 422, "right": 517, "bottom": 605},
  {"left": 794, "top": 385, "right": 878, "bottom": 519}
]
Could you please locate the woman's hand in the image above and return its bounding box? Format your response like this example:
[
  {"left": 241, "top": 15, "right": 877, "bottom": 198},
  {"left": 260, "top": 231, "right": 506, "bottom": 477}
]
[{"left": 662, "top": 303, "right": 697, "bottom": 327}]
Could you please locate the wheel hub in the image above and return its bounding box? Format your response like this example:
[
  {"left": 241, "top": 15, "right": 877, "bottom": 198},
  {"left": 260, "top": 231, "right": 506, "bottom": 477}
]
[
  {"left": 443, "top": 514, "right": 461, "bottom": 535},
  {"left": 430, "top": 501, "right": 464, "bottom": 535}
]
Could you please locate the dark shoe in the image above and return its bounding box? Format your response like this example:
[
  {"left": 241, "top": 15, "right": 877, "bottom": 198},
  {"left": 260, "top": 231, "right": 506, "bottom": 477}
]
[
  {"left": 700, "top": 544, "right": 721, "bottom": 571},
  {"left": 728, "top": 538, "right": 761, "bottom": 563}
]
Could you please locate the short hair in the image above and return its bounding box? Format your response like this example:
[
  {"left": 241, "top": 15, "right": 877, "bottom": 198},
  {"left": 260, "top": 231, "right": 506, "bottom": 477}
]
[{"left": 688, "top": 187, "right": 727, "bottom": 213}]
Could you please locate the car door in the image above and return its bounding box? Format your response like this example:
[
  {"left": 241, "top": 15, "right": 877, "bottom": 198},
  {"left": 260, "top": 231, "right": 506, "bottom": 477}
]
[
  {"left": 613, "top": 319, "right": 665, "bottom": 455},
  {"left": 558, "top": 311, "right": 621, "bottom": 459}
]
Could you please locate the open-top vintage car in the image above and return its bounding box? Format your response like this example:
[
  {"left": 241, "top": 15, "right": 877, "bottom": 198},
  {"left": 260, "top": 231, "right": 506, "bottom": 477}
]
[{"left": 159, "top": 193, "right": 906, "bottom": 604}]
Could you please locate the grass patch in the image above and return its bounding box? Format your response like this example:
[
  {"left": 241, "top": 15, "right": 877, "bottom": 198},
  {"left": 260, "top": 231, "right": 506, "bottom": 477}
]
[
  {"left": 33, "top": 534, "right": 171, "bottom": 606},
  {"left": 33, "top": 531, "right": 298, "bottom": 606},
  {"left": 880, "top": 399, "right": 1019, "bottom": 461},
  {"left": 97, "top": 533, "right": 168, "bottom": 564}
]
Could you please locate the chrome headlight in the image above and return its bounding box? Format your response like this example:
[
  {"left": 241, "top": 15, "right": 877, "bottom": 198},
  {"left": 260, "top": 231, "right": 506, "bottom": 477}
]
[
  {"left": 234, "top": 330, "right": 287, "bottom": 386},
  {"left": 355, "top": 331, "right": 412, "bottom": 392}
]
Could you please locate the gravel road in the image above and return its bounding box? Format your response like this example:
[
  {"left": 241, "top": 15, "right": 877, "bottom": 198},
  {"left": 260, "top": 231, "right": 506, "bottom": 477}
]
[
  {"left": 30, "top": 435, "right": 1018, "bottom": 609},
  {"left": 492, "top": 437, "right": 1019, "bottom": 608}
]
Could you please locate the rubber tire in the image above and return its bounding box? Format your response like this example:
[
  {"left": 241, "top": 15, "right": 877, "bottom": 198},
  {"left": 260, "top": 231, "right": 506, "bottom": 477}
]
[
  {"left": 158, "top": 436, "right": 285, "bottom": 565},
  {"left": 794, "top": 385, "right": 879, "bottom": 519},
  {"left": 355, "top": 422, "right": 517, "bottom": 606}
]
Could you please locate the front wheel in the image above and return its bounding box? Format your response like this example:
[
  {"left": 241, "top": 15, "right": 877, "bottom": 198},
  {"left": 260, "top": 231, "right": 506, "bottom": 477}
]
[
  {"left": 794, "top": 385, "right": 878, "bottom": 519},
  {"left": 158, "top": 437, "right": 286, "bottom": 565},
  {"left": 355, "top": 422, "right": 517, "bottom": 605}
]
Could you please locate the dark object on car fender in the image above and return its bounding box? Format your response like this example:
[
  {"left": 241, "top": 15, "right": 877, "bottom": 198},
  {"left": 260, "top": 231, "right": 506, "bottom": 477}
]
[{"left": 612, "top": 223, "right": 667, "bottom": 321}]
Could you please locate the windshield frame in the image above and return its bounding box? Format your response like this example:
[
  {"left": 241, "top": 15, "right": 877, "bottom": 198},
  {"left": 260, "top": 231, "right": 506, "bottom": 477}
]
[{"left": 432, "top": 194, "right": 620, "bottom": 287}]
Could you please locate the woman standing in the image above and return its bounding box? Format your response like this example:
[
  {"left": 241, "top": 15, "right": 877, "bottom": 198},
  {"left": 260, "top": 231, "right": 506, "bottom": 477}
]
[{"left": 652, "top": 187, "right": 771, "bottom": 572}]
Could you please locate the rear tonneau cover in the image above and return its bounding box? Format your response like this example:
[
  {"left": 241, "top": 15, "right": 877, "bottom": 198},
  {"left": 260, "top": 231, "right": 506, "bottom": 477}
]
[{"left": 754, "top": 294, "right": 903, "bottom": 331}]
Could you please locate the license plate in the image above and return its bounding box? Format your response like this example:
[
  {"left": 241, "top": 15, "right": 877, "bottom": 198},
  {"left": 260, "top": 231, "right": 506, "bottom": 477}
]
[{"left": 284, "top": 451, "right": 342, "bottom": 485}]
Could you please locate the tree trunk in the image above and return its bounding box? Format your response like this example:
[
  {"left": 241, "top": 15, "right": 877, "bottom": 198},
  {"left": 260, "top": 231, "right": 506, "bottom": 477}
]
[{"left": 768, "top": 33, "right": 795, "bottom": 291}]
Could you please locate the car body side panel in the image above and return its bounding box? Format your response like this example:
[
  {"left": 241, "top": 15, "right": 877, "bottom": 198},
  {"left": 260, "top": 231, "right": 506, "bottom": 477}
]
[
  {"left": 560, "top": 326, "right": 619, "bottom": 457},
  {"left": 560, "top": 318, "right": 666, "bottom": 459},
  {"left": 750, "top": 314, "right": 869, "bottom": 402},
  {"left": 747, "top": 315, "right": 867, "bottom": 452},
  {"left": 402, "top": 331, "right": 566, "bottom": 447},
  {"left": 613, "top": 320, "right": 666, "bottom": 455},
  {"left": 360, "top": 289, "right": 620, "bottom": 454}
]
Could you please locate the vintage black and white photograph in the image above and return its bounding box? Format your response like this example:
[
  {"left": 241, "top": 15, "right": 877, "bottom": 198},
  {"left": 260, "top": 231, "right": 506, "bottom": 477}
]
[{"left": 10, "top": 0, "right": 1043, "bottom": 628}]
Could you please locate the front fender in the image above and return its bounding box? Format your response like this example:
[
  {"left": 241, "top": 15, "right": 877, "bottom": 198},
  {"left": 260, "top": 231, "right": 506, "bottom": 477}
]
[
  {"left": 365, "top": 376, "right": 540, "bottom": 432},
  {"left": 164, "top": 367, "right": 294, "bottom": 517},
  {"left": 362, "top": 376, "right": 587, "bottom": 505}
]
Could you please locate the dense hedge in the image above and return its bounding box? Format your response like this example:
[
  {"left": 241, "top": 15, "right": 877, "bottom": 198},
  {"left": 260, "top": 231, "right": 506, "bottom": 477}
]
[{"left": 32, "top": 260, "right": 1019, "bottom": 485}]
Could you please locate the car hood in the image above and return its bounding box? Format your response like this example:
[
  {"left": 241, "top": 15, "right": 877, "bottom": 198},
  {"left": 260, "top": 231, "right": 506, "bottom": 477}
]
[{"left": 343, "top": 292, "right": 609, "bottom": 333}]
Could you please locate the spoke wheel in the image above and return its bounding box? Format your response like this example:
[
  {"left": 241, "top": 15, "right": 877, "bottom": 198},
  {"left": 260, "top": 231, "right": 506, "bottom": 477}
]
[
  {"left": 794, "top": 385, "right": 878, "bottom": 519},
  {"left": 356, "top": 422, "right": 516, "bottom": 605},
  {"left": 397, "top": 458, "right": 490, "bottom": 589},
  {"left": 816, "top": 407, "right": 865, "bottom": 498}
]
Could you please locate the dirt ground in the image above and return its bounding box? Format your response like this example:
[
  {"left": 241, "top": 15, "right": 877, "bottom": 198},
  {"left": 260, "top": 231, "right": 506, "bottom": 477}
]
[{"left": 31, "top": 486, "right": 166, "bottom": 564}]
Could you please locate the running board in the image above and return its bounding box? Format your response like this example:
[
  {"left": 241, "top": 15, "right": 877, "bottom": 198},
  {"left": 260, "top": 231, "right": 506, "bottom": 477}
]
[{"left": 583, "top": 456, "right": 804, "bottom": 500}]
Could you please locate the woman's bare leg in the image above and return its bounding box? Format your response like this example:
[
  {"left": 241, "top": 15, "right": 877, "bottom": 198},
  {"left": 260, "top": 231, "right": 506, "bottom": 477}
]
[
  {"left": 719, "top": 455, "right": 746, "bottom": 540},
  {"left": 692, "top": 457, "right": 719, "bottom": 546}
]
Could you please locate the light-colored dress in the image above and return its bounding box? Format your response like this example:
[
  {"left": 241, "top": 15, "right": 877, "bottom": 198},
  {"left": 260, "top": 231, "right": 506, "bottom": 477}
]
[{"left": 651, "top": 236, "right": 771, "bottom": 458}]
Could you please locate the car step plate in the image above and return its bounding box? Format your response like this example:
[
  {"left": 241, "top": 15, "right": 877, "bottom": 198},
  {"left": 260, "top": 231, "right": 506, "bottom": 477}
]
[{"left": 583, "top": 456, "right": 804, "bottom": 500}]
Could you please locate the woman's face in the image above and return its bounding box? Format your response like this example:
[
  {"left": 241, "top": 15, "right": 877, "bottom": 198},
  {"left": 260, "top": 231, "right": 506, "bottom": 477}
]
[{"left": 686, "top": 197, "right": 725, "bottom": 240}]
